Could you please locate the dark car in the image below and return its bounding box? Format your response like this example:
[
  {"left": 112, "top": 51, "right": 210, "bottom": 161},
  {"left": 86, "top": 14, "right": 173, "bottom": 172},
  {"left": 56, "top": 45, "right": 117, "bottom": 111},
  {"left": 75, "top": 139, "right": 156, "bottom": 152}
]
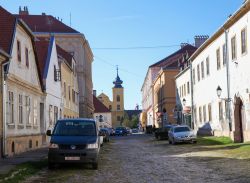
[
  {"left": 115, "top": 127, "right": 127, "bottom": 136},
  {"left": 46, "top": 118, "right": 102, "bottom": 169},
  {"left": 154, "top": 124, "right": 173, "bottom": 140},
  {"left": 100, "top": 128, "right": 110, "bottom": 142}
]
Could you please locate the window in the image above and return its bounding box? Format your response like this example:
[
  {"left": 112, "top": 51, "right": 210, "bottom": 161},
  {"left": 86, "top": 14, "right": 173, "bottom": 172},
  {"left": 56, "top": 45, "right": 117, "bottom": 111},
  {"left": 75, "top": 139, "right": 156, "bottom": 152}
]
[
  {"left": 206, "top": 57, "right": 210, "bottom": 75},
  {"left": 201, "top": 61, "right": 204, "bottom": 79},
  {"left": 117, "top": 95, "right": 120, "bottom": 102},
  {"left": 187, "top": 82, "right": 190, "bottom": 94},
  {"left": 222, "top": 44, "right": 226, "bottom": 66},
  {"left": 241, "top": 28, "right": 247, "bottom": 54},
  {"left": 192, "top": 68, "right": 196, "bottom": 84},
  {"left": 63, "top": 82, "right": 66, "bottom": 98},
  {"left": 208, "top": 103, "right": 212, "bottom": 121},
  {"left": 68, "top": 86, "right": 71, "bottom": 100},
  {"left": 197, "top": 64, "right": 200, "bottom": 82},
  {"left": 18, "top": 94, "right": 23, "bottom": 124},
  {"left": 117, "top": 105, "right": 120, "bottom": 110},
  {"left": 199, "top": 106, "right": 202, "bottom": 123},
  {"left": 49, "top": 105, "right": 53, "bottom": 125},
  {"left": 25, "top": 96, "right": 31, "bottom": 125},
  {"left": 72, "top": 89, "right": 75, "bottom": 103},
  {"left": 203, "top": 105, "right": 206, "bottom": 122},
  {"left": 17, "top": 40, "right": 21, "bottom": 62},
  {"left": 109, "top": 105, "right": 112, "bottom": 110},
  {"left": 54, "top": 65, "right": 61, "bottom": 81},
  {"left": 7, "top": 91, "right": 14, "bottom": 124},
  {"left": 99, "top": 115, "right": 103, "bottom": 122},
  {"left": 117, "top": 116, "right": 121, "bottom": 121},
  {"left": 184, "top": 84, "right": 186, "bottom": 96},
  {"left": 54, "top": 106, "right": 58, "bottom": 125},
  {"left": 219, "top": 102, "right": 223, "bottom": 120},
  {"left": 25, "top": 47, "right": 29, "bottom": 67},
  {"left": 34, "top": 100, "right": 38, "bottom": 126},
  {"left": 194, "top": 107, "right": 197, "bottom": 124},
  {"left": 231, "top": 36, "right": 237, "bottom": 60},
  {"left": 216, "top": 48, "right": 221, "bottom": 70}
]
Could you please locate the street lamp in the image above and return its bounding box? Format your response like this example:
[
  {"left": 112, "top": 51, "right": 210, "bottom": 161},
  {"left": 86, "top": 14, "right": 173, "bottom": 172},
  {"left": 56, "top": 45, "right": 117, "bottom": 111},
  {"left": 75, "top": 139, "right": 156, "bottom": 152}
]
[
  {"left": 216, "top": 86, "right": 222, "bottom": 98},
  {"left": 182, "top": 98, "right": 186, "bottom": 106}
]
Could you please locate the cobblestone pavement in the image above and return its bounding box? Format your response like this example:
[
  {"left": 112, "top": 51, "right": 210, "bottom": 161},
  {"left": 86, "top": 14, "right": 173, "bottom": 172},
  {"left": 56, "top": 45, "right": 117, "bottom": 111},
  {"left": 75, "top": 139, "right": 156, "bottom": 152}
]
[{"left": 22, "top": 134, "right": 250, "bottom": 183}]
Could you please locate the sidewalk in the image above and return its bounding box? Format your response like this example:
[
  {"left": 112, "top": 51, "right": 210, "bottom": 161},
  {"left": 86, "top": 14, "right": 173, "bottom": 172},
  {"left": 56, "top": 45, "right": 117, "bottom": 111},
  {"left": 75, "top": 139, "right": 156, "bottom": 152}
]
[{"left": 0, "top": 147, "right": 48, "bottom": 175}]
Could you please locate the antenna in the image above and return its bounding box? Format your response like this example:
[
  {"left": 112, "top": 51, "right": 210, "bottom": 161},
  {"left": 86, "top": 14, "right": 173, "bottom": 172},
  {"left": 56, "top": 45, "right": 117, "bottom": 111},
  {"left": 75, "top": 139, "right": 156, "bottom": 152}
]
[{"left": 70, "top": 12, "right": 72, "bottom": 27}]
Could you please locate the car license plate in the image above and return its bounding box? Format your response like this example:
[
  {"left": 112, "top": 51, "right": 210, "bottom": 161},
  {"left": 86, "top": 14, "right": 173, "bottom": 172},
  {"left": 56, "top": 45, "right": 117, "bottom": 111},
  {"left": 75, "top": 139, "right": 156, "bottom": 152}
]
[{"left": 65, "top": 157, "right": 80, "bottom": 160}]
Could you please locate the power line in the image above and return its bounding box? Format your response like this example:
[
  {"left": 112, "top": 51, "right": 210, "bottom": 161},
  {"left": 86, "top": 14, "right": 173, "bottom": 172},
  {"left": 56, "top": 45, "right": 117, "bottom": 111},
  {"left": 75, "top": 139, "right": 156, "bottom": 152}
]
[
  {"left": 92, "top": 44, "right": 180, "bottom": 50},
  {"left": 94, "top": 55, "right": 143, "bottom": 78}
]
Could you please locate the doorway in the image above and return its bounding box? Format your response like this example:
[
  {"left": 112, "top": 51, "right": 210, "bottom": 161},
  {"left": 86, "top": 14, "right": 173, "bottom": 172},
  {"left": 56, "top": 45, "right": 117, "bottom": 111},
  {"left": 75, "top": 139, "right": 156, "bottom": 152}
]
[{"left": 234, "top": 97, "right": 244, "bottom": 143}]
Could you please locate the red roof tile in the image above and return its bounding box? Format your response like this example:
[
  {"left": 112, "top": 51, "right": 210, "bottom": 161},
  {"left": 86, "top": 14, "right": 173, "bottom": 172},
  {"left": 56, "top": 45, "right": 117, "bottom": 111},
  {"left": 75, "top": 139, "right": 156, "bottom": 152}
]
[
  {"left": 0, "top": 6, "right": 16, "bottom": 54},
  {"left": 56, "top": 45, "right": 73, "bottom": 67},
  {"left": 16, "top": 14, "right": 79, "bottom": 33},
  {"left": 93, "top": 95, "right": 110, "bottom": 113},
  {"left": 34, "top": 37, "right": 50, "bottom": 79},
  {"left": 149, "top": 44, "right": 197, "bottom": 68}
]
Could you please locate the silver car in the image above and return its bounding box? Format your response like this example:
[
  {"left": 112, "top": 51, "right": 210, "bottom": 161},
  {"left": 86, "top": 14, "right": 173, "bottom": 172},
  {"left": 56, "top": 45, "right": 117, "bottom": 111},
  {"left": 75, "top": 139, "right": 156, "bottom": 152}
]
[{"left": 168, "top": 125, "right": 197, "bottom": 144}]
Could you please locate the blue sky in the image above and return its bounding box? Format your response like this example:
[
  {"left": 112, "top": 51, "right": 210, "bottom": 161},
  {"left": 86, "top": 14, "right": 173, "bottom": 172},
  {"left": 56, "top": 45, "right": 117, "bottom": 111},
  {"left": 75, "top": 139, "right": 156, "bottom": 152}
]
[{"left": 1, "top": 0, "right": 243, "bottom": 109}]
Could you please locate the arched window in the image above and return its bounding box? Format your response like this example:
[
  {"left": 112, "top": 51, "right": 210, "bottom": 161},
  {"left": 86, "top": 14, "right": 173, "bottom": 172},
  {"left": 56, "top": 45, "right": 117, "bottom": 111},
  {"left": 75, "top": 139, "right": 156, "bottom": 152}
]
[
  {"left": 117, "top": 95, "right": 120, "bottom": 102},
  {"left": 117, "top": 105, "right": 120, "bottom": 110}
]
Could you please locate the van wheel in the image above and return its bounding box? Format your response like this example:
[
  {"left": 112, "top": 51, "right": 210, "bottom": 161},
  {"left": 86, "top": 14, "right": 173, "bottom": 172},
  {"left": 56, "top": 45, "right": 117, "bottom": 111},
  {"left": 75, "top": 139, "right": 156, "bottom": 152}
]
[
  {"left": 92, "top": 162, "right": 98, "bottom": 170},
  {"left": 48, "top": 162, "right": 54, "bottom": 169}
]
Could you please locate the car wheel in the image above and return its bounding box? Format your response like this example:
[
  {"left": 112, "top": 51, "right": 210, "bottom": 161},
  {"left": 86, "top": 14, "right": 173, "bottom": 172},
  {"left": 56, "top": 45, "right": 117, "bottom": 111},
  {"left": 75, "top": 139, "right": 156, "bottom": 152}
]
[
  {"left": 168, "top": 139, "right": 172, "bottom": 144},
  {"left": 92, "top": 162, "right": 98, "bottom": 170},
  {"left": 172, "top": 138, "right": 176, "bottom": 145},
  {"left": 48, "top": 162, "right": 54, "bottom": 169},
  {"left": 193, "top": 140, "right": 197, "bottom": 144}
]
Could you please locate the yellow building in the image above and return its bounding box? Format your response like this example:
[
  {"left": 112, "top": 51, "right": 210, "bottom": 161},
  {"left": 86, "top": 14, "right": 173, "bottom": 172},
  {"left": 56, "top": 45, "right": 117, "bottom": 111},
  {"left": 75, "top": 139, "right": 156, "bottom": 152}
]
[
  {"left": 153, "top": 68, "right": 179, "bottom": 128},
  {"left": 57, "top": 46, "right": 79, "bottom": 118},
  {"left": 97, "top": 68, "right": 125, "bottom": 127}
]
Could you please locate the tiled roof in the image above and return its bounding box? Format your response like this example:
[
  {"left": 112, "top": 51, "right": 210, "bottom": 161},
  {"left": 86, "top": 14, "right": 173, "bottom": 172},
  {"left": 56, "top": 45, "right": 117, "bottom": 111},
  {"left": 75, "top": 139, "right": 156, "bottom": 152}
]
[
  {"left": 93, "top": 95, "right": 111, "bottom": 113},
  {"left": 149, "top": 44, "right": 197, "bottom": 68},
  {"left": 0, "top": 6, "right": 16, "bottom": 54},
  {"left": 56, "top": 45, "right": 73, "bottom": 67},
  {"left": 16, "top": 14, "right": 79, "bottom": 33},
  {"left": 34, "top": 37, "right": 50, "bottom": 80}
]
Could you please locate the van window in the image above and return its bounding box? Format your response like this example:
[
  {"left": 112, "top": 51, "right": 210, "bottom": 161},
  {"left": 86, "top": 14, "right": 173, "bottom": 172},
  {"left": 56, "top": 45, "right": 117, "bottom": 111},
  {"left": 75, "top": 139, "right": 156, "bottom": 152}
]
[{"left": 53, "top": 120, "right": 96, "bottom": 136}]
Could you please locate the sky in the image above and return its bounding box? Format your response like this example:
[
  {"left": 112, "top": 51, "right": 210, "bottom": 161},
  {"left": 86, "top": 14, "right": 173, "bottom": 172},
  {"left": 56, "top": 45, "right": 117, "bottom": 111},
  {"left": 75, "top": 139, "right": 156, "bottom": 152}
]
[{"left": 1, "top": 0, "right": 243, "bottom": 109}]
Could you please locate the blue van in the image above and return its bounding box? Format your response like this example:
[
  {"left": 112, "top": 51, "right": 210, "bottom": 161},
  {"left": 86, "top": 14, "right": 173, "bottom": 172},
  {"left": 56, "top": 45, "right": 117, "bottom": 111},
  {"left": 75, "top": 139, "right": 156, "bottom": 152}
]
[{"left": 46, "top": 118, "right": 102, "bottom": 169}]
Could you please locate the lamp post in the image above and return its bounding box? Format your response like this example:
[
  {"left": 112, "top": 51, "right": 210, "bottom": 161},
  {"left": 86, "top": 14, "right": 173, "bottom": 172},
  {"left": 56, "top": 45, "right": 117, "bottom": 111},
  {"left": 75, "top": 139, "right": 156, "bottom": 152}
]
[{"left": 216, "top": 85, "right": 232, "bottom": 131}]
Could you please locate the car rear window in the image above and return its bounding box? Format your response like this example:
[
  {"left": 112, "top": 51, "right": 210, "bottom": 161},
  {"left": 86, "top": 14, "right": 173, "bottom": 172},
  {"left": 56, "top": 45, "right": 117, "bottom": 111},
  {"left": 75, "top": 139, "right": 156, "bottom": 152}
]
[
  {"left": 174, "top": 127, "right": 190, "bottom": 133},
  {"left": 53, "top": 120, "right": 96, "bottom": 136}
]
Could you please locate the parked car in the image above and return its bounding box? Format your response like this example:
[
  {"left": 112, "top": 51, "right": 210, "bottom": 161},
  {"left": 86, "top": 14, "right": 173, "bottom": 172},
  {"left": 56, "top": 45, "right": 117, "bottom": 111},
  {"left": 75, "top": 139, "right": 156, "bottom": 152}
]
[
  {"left": 154, "top": 124, "right": 173, "bottom": 140},
  {"left": 126, "top": 127, "right": 132, "bottom": 134},
  {"left": 115, "top": 127, "right": 128, "bottom": 136},
  {"left": 168, "top": 125, "right": 197, "bottom": 145},
  {"left": 100, "top": 128, "right": 110, "bottom": 142},
  {"left": 132, "top": 128, "right": 139, "bottom": 134},
  {"left": 46, "top": 118, "right": 103, "bottom": 169}
]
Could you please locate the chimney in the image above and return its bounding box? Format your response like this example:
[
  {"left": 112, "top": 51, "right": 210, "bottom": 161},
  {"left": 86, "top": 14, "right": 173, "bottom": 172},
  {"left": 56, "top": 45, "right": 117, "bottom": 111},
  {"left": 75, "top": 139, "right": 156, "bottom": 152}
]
[
  {"left": 19, "top": 6, "right": 29, "bottom": 15},
  {"left": 194, "top": 35, "right": 209, "bottom": 48},
  {"left": 180, "top": 43, "right": 188, "bottom": 49},
  {"left": 93, "top": 90, "right": 97, "bottom": 97},
  {"left": 42, "top": 13, "right": 46, "bottom": 16}
]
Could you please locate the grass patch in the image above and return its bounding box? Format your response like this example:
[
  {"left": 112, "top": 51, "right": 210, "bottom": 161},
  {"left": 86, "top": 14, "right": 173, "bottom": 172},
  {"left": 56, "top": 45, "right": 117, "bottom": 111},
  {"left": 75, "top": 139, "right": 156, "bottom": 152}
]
[
  {"left": 197, "top": 136, "right": 233, "bottom": 145},
  {"left": 0, "top": 158, "right": 47, "bottom": 183}
]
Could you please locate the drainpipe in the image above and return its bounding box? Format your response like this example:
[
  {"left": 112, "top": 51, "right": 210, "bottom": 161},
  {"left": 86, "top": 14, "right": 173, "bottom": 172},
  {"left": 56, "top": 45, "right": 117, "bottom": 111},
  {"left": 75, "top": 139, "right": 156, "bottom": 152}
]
[
  {"left": 224, "top": 29, "right": 232, "bottom": 132},
  {"left": 190, "top": 63, "right": 195, "bottom": 130},
  {"left": 2, "top": 61, "right": 10, "bottom": 157}
]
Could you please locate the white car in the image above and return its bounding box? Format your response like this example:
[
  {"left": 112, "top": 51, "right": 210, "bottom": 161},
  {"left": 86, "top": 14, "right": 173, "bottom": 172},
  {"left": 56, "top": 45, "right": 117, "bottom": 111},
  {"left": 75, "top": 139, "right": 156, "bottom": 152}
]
[{"left": 168, "top": 125, "right": 197, "bottom": 145}]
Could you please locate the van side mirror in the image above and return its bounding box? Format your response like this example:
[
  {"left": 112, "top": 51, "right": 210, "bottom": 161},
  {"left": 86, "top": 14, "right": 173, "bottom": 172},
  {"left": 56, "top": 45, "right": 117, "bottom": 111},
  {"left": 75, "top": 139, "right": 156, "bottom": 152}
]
[{"left": 46, "top": 130, "right": 52, "bottom": 136}]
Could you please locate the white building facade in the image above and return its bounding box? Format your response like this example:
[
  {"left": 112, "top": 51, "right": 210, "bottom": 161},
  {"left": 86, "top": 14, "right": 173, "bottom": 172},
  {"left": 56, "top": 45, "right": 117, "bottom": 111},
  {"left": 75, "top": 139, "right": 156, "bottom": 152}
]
[{"left": 190, "top": 1, "right": 250, "bottom": 142}]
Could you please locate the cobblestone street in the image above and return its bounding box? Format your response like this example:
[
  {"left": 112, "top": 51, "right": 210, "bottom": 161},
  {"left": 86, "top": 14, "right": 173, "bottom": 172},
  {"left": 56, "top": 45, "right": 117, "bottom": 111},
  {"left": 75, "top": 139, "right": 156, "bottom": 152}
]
[{"left": 23, "top": 134, "right": 250, "bottom": 183}]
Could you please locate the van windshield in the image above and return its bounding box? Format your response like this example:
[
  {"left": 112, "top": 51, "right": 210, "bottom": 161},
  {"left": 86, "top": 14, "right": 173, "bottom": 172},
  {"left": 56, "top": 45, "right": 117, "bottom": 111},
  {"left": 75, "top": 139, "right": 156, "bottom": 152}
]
[{"left": 53, "top": 121, "right": 96, "bottom": 136}]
